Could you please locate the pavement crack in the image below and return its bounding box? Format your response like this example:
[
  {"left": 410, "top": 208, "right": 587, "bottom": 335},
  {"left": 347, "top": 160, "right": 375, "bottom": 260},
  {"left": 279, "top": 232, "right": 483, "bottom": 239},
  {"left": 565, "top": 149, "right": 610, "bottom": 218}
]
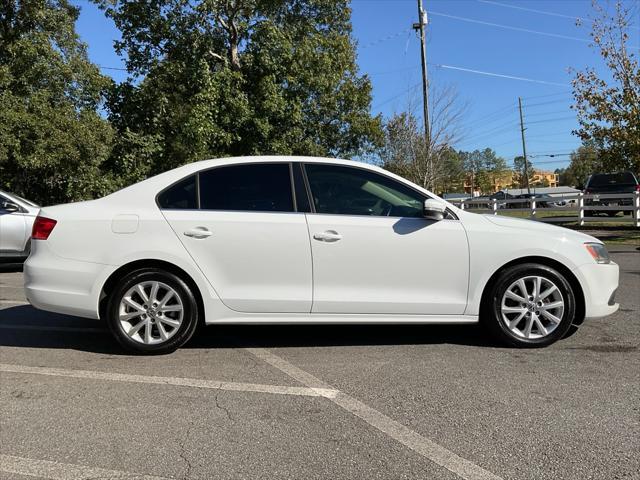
[
  {"left": 214, "top": 386, "right": 234, "bottom": 423},
  {"left": 178, "top": 418, "right": 195, "bottom": 480}
]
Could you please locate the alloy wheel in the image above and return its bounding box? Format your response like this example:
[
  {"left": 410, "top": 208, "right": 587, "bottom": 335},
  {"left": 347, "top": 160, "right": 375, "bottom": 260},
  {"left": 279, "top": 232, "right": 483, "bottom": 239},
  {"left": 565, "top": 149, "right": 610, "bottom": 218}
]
[
  {"left": 118, "top": 281, "right": 184, "bottom": 345},
  {"left": 500, "top": 275, "right": 565, "bottom": 339}
]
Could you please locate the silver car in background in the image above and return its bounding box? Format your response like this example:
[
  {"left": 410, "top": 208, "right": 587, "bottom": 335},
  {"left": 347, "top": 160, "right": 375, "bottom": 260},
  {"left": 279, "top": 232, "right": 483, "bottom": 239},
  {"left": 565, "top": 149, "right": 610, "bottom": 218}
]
[{"left": 0, "top": 189, "right": 39, "bottom": 262}]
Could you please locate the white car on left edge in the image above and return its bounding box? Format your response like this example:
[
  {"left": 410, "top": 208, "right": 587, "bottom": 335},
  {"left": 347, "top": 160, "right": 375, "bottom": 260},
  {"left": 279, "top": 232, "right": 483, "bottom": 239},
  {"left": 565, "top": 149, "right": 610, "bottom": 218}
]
[
  {"left": 24, "top": 156, "right": 619, "bottom": 354},
  {"left": 0, "top": 189, "right": 39, "bottom": 262}
]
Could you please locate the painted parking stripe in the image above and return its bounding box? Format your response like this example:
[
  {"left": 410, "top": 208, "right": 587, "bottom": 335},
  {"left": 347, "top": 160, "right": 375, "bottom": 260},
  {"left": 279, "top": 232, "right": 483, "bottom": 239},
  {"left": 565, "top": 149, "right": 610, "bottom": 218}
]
[
  {"left": 0, "top": 363, "right": 338, "bottom": 399},
  {"left": 246, "top": 347, "right": 503, "bottom": 480},
  {"left": 0, "top": 454, "right": 168, "bottom": 480},
  {"left": 0, "top": 300, "right": 28, "bottom": 306}
]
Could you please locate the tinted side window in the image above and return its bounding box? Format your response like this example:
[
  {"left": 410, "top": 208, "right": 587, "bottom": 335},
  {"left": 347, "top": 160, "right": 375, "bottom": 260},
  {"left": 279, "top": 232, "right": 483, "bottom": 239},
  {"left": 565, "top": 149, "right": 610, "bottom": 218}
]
[
  {"left": 158, "top": 175, "right": 197, "bottom": 209},
  {"left": 199, "top": 163, "right": 294, "bottom": 212},
  {"left": 304, "top": 164, "right": 425, "bottom": 217}
]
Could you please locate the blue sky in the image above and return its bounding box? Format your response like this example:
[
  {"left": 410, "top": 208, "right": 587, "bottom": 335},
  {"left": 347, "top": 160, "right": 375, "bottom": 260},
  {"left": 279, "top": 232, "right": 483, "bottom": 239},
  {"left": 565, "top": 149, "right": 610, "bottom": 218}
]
[{"left": 72, "top": 0, "right": 639, "bottom": 172}]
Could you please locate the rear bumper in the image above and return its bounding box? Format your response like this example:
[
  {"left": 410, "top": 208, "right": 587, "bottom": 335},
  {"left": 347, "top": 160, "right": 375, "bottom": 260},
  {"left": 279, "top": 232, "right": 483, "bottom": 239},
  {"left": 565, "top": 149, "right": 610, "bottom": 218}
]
[
  {"left": 23, "top": 242, "right": 115, "bottom": 319},
  {"left": 574, "top": 261, "right": 620, "bottom": 319}
]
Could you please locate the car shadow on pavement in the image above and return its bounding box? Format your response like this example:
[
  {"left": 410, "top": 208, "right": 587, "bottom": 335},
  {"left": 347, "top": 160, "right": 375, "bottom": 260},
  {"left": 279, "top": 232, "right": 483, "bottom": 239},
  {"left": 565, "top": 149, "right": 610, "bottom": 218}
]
[
  {"left": 0, "top": 305, "right": 503, "bottom": 354},
  {"left": 0, "top": 263, "right": 23, "bottom": 273}
]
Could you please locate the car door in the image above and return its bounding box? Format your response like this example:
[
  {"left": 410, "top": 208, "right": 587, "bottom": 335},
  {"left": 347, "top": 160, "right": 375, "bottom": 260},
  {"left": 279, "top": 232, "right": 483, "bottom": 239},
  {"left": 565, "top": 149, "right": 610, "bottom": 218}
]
[
  {"left": 0, "top": 194, "right": 27, "bottom": 255},
  {"left": 160, "top": 163, "right": 312, "bottom": 313},
  {"left": 303, "top": 163, "right": 469, "bottom": 315}
]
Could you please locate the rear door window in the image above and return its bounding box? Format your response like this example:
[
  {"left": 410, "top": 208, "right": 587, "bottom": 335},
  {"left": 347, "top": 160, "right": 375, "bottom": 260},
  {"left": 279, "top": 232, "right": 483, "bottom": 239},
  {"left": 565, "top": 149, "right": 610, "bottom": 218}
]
[{"left": 198, "top": 163, "right": 295, "bottom": 212}]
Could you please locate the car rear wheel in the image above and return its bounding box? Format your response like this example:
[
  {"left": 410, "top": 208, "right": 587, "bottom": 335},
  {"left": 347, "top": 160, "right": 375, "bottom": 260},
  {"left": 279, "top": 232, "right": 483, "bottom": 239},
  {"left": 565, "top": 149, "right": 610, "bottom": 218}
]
[
  {"left": 483, "top": 263, "right": 576, "bottom": 347},
  {"left": 106, "top": 268, "right": 199, "bottom": 354}
]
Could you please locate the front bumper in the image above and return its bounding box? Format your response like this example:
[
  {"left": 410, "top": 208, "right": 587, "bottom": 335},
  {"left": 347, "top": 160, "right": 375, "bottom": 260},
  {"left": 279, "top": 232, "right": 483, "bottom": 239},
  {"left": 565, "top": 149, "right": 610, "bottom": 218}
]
[
  {"left": 24, "top": 242, "right": 115, "bottom": 319},
  {"left": 574, "top": 261, "right": 620, "bottom": 318}
]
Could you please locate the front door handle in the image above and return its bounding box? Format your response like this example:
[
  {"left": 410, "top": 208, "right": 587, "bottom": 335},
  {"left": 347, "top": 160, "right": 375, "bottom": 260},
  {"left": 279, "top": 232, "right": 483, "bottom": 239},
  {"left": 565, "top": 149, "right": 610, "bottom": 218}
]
[
  {"left": 313, "top": 230, "right": 342, "bottom": 242},
  {"left": 183, "top": 227, "right": 212, "bottom": 239}
]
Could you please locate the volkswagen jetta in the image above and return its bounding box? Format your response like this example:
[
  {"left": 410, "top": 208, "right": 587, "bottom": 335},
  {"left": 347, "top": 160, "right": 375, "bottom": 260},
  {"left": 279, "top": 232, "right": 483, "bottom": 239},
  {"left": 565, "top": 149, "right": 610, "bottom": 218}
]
[{"left": 24, "top": 157, "right": 619, "bottom": 353}]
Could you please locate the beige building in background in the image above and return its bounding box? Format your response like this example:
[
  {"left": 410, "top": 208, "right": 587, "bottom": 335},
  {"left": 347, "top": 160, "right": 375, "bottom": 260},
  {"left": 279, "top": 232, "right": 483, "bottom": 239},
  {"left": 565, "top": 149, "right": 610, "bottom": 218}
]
[{"left": 464, "top": 169, "right": 559, "bottom": 194}]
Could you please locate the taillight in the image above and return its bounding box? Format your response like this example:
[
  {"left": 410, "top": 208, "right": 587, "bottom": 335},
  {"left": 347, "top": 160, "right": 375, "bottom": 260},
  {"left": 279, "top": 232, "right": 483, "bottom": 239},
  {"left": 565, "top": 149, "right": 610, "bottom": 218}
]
[
  {"left": 635, "top": 185, "right": 640, "bottom": 192},
  {"left": 32, "top": 216, "right": 57, "bottom": 240}
]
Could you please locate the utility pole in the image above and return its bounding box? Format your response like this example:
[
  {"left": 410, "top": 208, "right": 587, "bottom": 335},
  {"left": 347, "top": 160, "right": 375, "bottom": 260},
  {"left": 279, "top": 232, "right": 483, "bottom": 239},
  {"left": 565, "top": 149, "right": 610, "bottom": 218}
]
[
  {"left": 518, "top": 96, "right": 531, "bottom": 196},
  {"left": 413, "top": 0, "right": 431, "bottom": 184}
]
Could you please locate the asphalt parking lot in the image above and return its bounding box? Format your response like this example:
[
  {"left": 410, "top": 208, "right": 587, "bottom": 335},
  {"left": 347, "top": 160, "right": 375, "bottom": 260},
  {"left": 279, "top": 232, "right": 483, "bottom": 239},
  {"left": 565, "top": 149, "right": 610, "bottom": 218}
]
[{"left": 1, "top": 247, "right": 638, "bottom": 480}]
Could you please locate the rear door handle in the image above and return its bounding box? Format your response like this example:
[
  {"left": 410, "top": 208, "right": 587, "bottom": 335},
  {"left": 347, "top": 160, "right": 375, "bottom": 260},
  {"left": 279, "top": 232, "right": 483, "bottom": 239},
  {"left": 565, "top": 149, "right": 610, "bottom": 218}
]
[
  {"left": 313, "top": 230, "right": 342, "bottom": 242},
  {"left": 183, "top": 227, "right": 212, "bottom": 239}
]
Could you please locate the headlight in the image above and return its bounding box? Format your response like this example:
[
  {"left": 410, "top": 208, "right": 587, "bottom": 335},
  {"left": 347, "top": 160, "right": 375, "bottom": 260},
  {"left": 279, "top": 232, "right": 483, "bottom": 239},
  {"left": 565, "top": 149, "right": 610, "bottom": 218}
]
[{"left": 585, "top": 242, "right": 611, "bottom": 264}]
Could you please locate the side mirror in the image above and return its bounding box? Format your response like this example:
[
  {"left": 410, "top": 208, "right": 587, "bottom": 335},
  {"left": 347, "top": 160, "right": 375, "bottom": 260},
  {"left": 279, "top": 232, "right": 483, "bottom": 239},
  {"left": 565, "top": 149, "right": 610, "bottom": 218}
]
[
  {"left": 1, "top": 201, "right": 20, "bottom": 213},
  {"left": 423, "top": 199, "right": 446, "bottom": 221}
]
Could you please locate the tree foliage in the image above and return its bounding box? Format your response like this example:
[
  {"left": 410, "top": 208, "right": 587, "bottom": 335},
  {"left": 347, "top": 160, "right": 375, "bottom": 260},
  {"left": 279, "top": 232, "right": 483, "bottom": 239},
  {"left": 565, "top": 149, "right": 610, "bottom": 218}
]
[
  {"left": 96, "top": 0, "right": 383, "bottom": 179},
  {"left": 571, "top": 0, "right": 640, "bottom": 174},
  {"left": 555, "top": 142, "right": 600, "bottom": 187},
  {"left": 513, "top": 156, "right": 535, "bottom": 189},
  {"left": 0, "top": 0, "right": 114, "bottom": 205},
  {"left": 461, "top": 148, "right": 508, "bottom": 193},
  {"left": 379, "top": 86, "right": 466, "bottom": 190}
]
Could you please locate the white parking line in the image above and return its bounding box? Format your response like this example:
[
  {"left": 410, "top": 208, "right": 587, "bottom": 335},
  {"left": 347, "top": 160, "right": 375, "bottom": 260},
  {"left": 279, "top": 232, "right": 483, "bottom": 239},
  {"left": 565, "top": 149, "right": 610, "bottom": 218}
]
[
  {"left": 246, "top": 348, "right": 503, "bottom": 480},
  {"left": 0, "top": 300, "right": 28, "bottom": 306},
  {"left": 0, "top": 363, "right": 338, "bottom": 399},
  {"left": 0, "top": 454, "right": 168, "bottom": 480}
]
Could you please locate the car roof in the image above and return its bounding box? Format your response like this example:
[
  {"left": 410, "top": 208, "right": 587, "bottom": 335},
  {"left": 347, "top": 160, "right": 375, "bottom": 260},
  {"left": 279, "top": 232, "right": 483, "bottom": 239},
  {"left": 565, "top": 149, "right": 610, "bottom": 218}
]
[{"left": 106, "top": 155, "right": 425, "bottom": 202}]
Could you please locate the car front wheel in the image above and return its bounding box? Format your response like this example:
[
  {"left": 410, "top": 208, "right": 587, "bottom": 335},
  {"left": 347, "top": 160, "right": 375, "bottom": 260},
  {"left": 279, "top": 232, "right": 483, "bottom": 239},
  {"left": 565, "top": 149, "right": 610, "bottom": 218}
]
[
  {"left": 484, "top": 263, "right": 576, "bottom": 347},
  {"left": 105, "top": 268, "right": 199, "bottom": 354}
]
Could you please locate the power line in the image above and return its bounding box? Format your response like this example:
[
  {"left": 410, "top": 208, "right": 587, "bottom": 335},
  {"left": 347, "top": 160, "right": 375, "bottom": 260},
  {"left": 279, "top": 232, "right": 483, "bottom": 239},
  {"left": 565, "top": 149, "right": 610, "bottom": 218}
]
[
  {"left": 432, "top": 64, "right": 569, "bottom": 87},
  {"left": 458, "top": 103, "right": 517, "bottom": 129},
  {"left": 523, "top": 109, "right": 574, "bottom": 118},
  {"left": 458, "top": 125, "right": 519, "bottom": 146},
  {"left": 521, "top": 91, "right": 573, "bottom": 100},
  {"left": 427, "top": 10, "right": 592, "bottom": 44},
  {"left": 523, "top": 99, "right": 573, "bottom": 108},
  {"left": 368, "top": 65, "right": 419, "bottom": 76},
  {"left": 371, "top": 82, "right": 422, "bottom": 109},
  {"left": 477, "top": 0, "right": 640, "bottom": 31},
  {"left": 477, "top": 0, "right": 582, "bottom": 21},
  {"left": 359, "top": 28, "right": 413, "bottom": 49},
  {"left": 525, "top": 116, "right": 577, "bottom": 125},
  {"left": 368, "top": 62, "right": 571, "bottom": 88}
]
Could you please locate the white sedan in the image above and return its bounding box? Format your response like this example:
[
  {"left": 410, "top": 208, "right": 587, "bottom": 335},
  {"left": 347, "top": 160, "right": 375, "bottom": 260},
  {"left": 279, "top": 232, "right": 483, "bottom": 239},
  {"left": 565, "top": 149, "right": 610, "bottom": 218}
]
[{"left": 24, "top": 157, "right": 619, "bottom": 354}]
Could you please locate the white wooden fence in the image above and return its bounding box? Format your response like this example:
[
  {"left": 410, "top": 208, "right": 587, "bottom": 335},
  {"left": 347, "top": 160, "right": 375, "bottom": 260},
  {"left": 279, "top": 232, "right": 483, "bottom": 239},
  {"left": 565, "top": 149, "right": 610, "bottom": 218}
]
[{"left": 450, "top": 192, "right": 640, "bottom": 227}]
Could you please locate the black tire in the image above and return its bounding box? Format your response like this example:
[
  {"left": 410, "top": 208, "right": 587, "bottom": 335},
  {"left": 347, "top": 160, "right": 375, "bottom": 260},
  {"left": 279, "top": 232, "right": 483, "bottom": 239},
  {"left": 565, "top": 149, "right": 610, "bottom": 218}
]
[
  {"left": 105, "top": 268, "right": 199, "bottom": 354},
  {"left": 482, "top": 263, "right": 576, "bottom": 348}
]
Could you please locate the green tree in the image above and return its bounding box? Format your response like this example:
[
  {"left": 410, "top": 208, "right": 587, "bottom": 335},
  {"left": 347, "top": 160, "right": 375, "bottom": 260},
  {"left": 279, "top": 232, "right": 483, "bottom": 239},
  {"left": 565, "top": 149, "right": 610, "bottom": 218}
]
[
  {"left": 96, "top": 0, "right": 383, "bottom": 179},
  {"left": 460, "top": 148, "right": 507, "bottom": 194},
  {"left": 0, "top": 0, "right": 114, "bottom": 204},
  {"left": 571, "top": 0, "right": 639, "bottom": 174},
  {"left": 439, "top": 147, "right": 465, "bottom": 193},
  {"left": 513, "top": 156, "right": 535, "bottom": 190},
  {"left": 557, "top": 142, "right": 599, "bottom": 187}
]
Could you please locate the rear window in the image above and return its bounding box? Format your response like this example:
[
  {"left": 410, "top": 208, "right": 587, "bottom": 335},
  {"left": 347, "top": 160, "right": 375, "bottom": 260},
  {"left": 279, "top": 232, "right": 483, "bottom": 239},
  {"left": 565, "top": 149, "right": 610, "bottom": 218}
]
[
  {"left": 589, "top": 172, "right": 637, "bottom": 187},
  {"left": 157, "top": 175, "right": 197, "bottom": 209}
]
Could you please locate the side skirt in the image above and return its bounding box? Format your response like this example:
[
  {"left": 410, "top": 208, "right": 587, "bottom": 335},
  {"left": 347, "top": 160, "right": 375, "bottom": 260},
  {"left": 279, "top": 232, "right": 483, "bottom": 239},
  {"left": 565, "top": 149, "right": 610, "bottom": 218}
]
[{"left": 205, "top": 314, "right": 479, "bottom": 325}]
